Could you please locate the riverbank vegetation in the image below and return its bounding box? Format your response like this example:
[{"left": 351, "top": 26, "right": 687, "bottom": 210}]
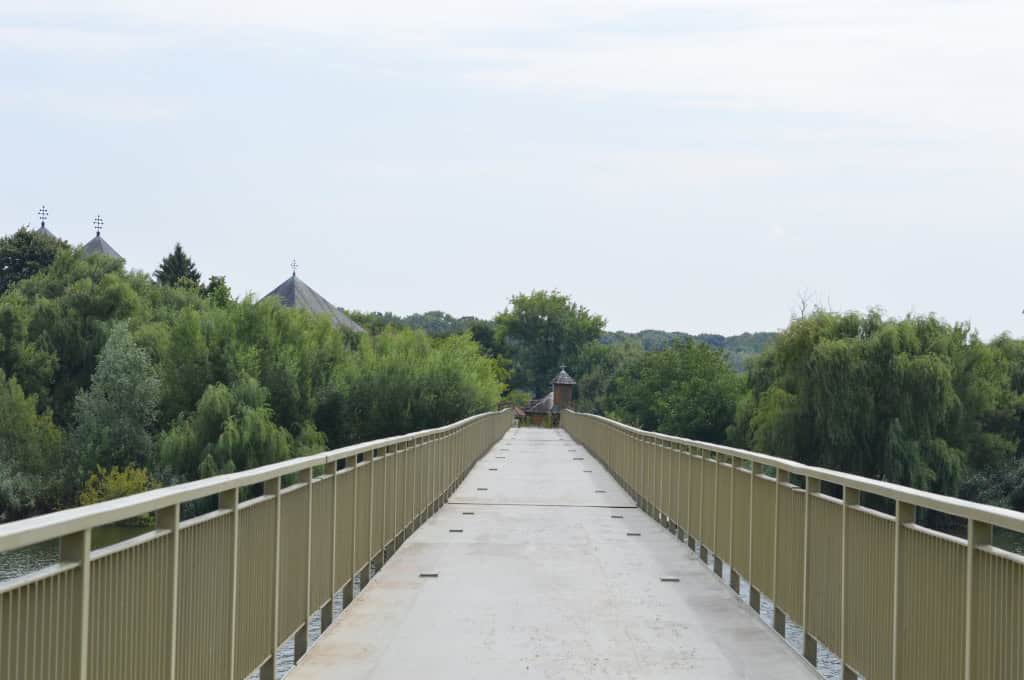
[
  {"left": 3, "top": 225, "right": 1023, "bottom": 521},
  {"left": 0, "top": 229, "right": 504, "bottom": 521}
]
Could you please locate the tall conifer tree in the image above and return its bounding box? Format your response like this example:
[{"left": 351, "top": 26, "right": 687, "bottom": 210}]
[{"left": 154, "top": 243, "right": 201, "bottom": 286}]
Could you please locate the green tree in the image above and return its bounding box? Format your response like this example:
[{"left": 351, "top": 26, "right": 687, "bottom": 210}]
[
  {"left": 79, "top": 465, "right": 157, "bottom": 524},
  {"left": 495, "top": 290, "right": 606, "bottom": 395},
  {"left": 73, "top": 323, "right": 162, "bottom": 475},
  {"left": 315, "top": 329, "right": 503, "bottom": 447},
  {"left": 154, "top": 243, "right": 201, "bottom": 287},
  {"left": 0, "top": 227, "right": 68, "bottom": 295},
  {"left": 574, "top": 341, "right": 643, "bottom": 415},
  {"left": 0, "top": 368, "right": 65, "bottom": 519},
  {"left": 203, "top": 275, "right": 232, "bottom": 306},
  {"left": 730, "top": 310, "right": 1018, "bottom": 496},
  {"left": 159, "top": 376, "right": 320, "bottom": 479},
  {"left": 0, "top": 248, "right": 138, "bottom": 424},
  {"left": 610, "top": 340, "right": 741, "bottom": 442},
  {"left": 158, "top": 309, "right": 212, "bottom": 423}
]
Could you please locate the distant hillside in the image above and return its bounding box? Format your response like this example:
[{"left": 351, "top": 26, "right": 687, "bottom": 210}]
[{"left": 601, "top": 330, "right": 777, "bottom": 371}]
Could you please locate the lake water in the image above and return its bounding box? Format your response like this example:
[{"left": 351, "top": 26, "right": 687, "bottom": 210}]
[{"left": 0, "top": 524, "right": 149, "bottom": 583}]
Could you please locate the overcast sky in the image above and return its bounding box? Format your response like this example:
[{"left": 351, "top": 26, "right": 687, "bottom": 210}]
[{"left": 2, "top": 1, "right": 1022, "bottom": 336}]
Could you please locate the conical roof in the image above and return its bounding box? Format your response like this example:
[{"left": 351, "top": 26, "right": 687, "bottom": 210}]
[
  {"left": 36, "top": 225, "right": 58, "bottom": 239},
  {"left": 82, "top": 234, "right": 123, "bottom": 260},
  {"left": 552, "top": 367, "right": 576, "bottom": 385},
  {"left": 261, "top": 273, "right": 365, "bottom": 333}
]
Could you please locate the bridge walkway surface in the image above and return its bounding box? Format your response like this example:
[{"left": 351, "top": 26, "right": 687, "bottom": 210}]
[{"left": 288, "top": 427, "right": 819, "bottom": 679}]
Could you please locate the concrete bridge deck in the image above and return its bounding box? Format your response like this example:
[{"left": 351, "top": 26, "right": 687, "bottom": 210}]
[{"left": 289, "top": 428, "right": 819, "bottom": 680}]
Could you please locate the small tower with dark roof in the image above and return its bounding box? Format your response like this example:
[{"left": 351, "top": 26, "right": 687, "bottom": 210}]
[
  {"left": 82, "top": 214, "right": 123, "bottom": 261},
  {"left": 552, "top": 366, "right": 576, "bottom": 410}
]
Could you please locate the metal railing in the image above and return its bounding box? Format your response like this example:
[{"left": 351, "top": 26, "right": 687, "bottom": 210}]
[
  {"left": 0, "top": 410, "right": 512, "bottom": 680},
  {"left": 562, "top": 411, "right": 1024, "bottom": 680}
]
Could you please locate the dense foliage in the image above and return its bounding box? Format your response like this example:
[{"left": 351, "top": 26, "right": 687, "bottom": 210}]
[
  {"left": 494, "top": 291, "right": 606, "bottom": 395},
  {"left": 0, "top": 228, "right": 70, "bottom": 295},
  {"left": 6, "top": 238, "right": 1023, "bottom": 521},
  {"left": 729, "top": 311, "right": 1024, "bottom": 503},
  {"left": 601, "top": 330, "right": 776, "bottom": 371},
  {"left": 0, "top": 247, "right": 504, "bottom": 521}
]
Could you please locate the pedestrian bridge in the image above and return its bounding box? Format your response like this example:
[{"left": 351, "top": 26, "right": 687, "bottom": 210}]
[{"left": 1, "top": 410, "right": 1022, "bottom": 680}]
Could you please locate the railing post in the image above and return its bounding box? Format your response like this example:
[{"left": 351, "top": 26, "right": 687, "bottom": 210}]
[
  {"left": 772, "top": 469, "right": 786, "bottom": 636},
  {"left": 323, "top": 461, "right": 337, "bottom": 629},
  {"left": 891, "top": 500, "right": 915, "bottom": 680},
  {"left": 840, "top": 487, "right": 859, "bottom": 680},
  {"left": 687, "top": 446, "right": 696, "bottom": 551},
  {"left": 749, "top": 463, "right": 762, "bottom": 612},
  {"left": 729, "top": 456, "right": 740, "bottom": 592},
  {"left": 345, "top": 456, "right": 357, "bottom": 605},
  {"left": 294, "top": 467, "right": 313, "bottom": 663},
  {"left": 218, "top": 487, "right": 240, "bottom": 680},
  {"left": 802, "top": 477, "right": 818, "bottom": 666},
  {"left": 965, "top": 518, "right": 992, "bottom": 680},
  {"left": 156, "top": 504, "right": 181, "bottom": 680},
  {"left": 260, "top": 476, "right": 282, "bottom": 680},
  {"left": 713, "top": 452, "right": 722, "bottom": 576},
  {"left": 61, "top": 529, "right": 92, "bottom": 680},
  {"left": 698, "top": 450, "right": 707, "bottom": 562}
]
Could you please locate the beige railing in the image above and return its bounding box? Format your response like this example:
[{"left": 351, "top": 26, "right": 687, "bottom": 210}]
[
  {"left": 563, "top": 411, "right": 1024, "bottom": 680},
  {"left": 0, "top": 410, "right": 512, "bottom": 680}
]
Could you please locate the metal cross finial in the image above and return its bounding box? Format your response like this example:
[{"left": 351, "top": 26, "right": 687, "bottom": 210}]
[
  {"left": 38, "top": 205, "right": 48, "bottom": 226},
  {"left": 93, "top": 214, "right": 104, "bottom": 237},
  {"left": 291, "top": 259, "right": 298, "bottom": 276}
]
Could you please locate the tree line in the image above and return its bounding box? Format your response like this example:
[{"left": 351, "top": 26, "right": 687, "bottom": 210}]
[
  {"left": 0, "top": 229, "right": 504, "bottom": 521},
  {"left": 3, "top": 228, "right": 1021, "bottom": 521},
  {"left": 357, "top": 291, "right": 1024, "bottom": 514}
]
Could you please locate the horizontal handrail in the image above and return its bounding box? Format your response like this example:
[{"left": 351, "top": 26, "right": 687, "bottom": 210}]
[
  {"left": 570, "top": 411, "right": 1024, "bottom": 534},
  {"left": 0, "top": 410, "right": 508, "bottom": 552}
]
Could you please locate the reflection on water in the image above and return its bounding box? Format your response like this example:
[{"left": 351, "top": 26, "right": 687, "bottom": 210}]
[{"left": 0, "top": 525, "right": 150, "bottom": 584}]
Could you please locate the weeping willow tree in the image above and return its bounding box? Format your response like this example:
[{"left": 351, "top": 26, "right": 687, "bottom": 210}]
[{"left": 730, "top": 310, "right": 1019, "bottom": 497}]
